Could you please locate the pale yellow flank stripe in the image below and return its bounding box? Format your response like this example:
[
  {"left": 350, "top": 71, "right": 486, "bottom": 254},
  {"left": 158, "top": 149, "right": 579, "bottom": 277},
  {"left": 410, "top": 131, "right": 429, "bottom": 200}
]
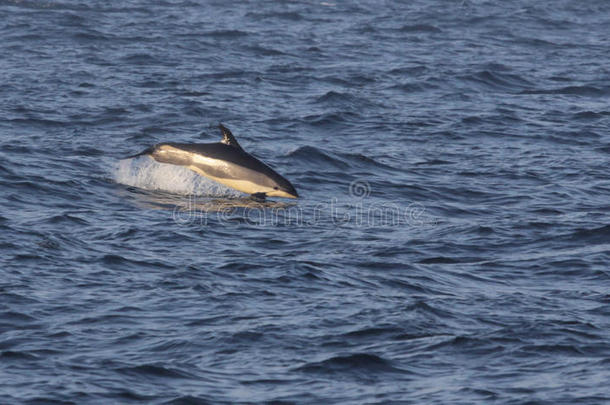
[{"left": 187, "top": 165, "right": 268, "bottom": 195}]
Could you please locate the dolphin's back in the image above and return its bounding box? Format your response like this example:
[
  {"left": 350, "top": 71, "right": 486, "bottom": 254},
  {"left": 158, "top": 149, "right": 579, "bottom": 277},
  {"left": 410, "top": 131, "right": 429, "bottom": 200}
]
[
  {"left": 168, "top": 143, "right": 273, "bottom": 172},
  {"left": 167, "top": 143, "right": 255, "bottom": 168}
]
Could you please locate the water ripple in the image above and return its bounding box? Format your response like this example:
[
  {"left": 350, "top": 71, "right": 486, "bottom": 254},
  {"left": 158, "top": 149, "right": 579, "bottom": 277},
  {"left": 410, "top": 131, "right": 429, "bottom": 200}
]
[{"left": 1, "top": 0, "right": 609, "bottom": 403}]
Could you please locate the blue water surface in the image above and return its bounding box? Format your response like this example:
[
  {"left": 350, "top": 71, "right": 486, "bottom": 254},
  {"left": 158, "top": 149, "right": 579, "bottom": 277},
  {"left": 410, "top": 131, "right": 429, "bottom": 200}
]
[{"left": 1, "top": 0, "right": 609, "bottom": 403}]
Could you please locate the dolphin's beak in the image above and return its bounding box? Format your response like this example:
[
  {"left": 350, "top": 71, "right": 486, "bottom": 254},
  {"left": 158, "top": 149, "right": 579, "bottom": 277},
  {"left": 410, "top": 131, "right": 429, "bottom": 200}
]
[
  {"left": 273, "top": 188, "right": 298, "bottom": 199},
  {"left": 285, "top": 189, "right": 299, "bottom": 199},
  {"left": 284, "top": 184, "right": 299, "bottom": 199},
  {"left": 267, "top": 183, "right": 298, "bottom": 199}
]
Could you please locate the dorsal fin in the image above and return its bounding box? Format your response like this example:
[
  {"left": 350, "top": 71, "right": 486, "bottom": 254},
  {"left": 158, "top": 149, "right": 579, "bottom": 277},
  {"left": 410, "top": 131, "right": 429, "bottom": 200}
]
[{"left": 219, "top": 124, "right": 242, "bottom": 149}]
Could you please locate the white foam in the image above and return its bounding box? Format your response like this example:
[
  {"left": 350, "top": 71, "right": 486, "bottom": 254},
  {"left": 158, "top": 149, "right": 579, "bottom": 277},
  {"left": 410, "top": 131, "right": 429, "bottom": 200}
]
[{"left": 114, "top": 158, "right": 241, "bottom": 197}]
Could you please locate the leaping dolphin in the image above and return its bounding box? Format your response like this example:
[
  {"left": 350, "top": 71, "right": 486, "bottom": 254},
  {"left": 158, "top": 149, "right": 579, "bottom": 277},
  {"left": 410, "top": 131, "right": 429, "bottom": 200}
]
[{"left": 127, "top": 124, "right": 298, "bottom": 199}]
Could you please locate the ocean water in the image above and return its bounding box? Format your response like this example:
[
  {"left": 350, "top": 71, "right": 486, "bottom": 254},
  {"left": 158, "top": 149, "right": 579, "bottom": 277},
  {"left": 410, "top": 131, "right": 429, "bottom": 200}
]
[{"left": 1, "top": 0, "right": 609, "bottom": 403}]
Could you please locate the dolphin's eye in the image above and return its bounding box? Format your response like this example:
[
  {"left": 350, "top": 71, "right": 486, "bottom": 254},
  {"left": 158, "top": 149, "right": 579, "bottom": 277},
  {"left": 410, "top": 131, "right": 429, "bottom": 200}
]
[{"left": 274, "top": 187, "right": 279, "bottom": 190}]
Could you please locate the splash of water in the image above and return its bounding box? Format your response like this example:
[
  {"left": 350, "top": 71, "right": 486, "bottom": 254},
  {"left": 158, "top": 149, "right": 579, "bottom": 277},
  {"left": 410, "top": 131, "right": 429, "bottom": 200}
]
[{"left": 114, "top": 157, "right": 241, "bottom": 197}]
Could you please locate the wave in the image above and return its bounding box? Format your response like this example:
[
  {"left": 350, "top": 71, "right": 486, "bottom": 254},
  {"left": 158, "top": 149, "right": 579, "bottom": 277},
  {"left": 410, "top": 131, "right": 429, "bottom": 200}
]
[
  {"left": 117, "top": 364, "right": 194, "bottom": 379},
  {"left": 399, "top": 24, "right": 442, "bottom": 33},
  {"left": 0, "top": 350, "right": 38, "bottom": 361},
  {"left": 286, "top": 146, "right": 349, "bottom": 169},
  {"left": 301, "top": 111, "right": 360, "bottom": 127},
  {"left": 163, "top": 395, "right": 214, "bottom": 404},
  {"left": 113, "top": 158, "right": 240, "bottom": 197},
  {"left": 461, "top": 70, "right": 534, "bottom": 91},
  {"left": 388, "top": 81, "right": 438, "bottom": 93},
  {"left": 243, "top": 45, "right": 287, "bottom": 56},
  {"left": 295, "top": 353, "right": 407, "bottom": 375},
  {"left": 283, "top": 141, "right": 395, "bottom": 172},
  {"left": 120, "top": 53, "right": 161, "bottom": 66},
  {"left": 314, "top": 90, "right": 357, "bottom": 105},
  {"left": 519, "top": 85, "right": 609, "bottom": 96},
  {"left": 246, "top": 11, "right": 304, "bottom": 21},
  {"left": 567, "top": 225, "right": 610, "bottom": 244},
  {"left": 202, "top": 29, "right": 249, "bottom": 38},
  {"left": 572, "top": 111, "right": 610, "bottom": 120}
]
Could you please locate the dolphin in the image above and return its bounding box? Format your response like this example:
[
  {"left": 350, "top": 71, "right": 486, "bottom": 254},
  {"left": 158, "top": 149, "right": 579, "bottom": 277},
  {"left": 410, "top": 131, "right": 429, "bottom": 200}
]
[{"left": 127, "top": 124, "right": 298, "bottom": 199}]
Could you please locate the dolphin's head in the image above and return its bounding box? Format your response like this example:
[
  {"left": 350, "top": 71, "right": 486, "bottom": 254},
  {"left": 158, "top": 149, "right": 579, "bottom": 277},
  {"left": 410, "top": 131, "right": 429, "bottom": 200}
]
[{"left": 266, "top": 175, "right": 299, "bottom": 199}]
